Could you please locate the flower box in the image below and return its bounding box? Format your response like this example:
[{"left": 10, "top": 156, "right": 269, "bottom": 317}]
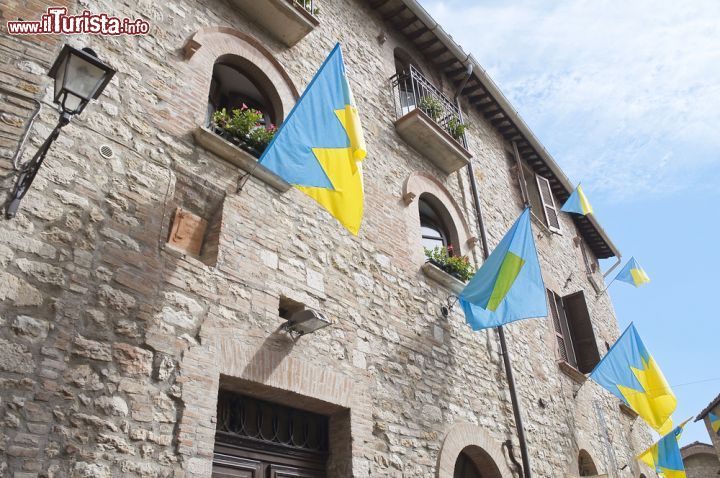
[{"left": 193, "top": 126, "right": 290, "bottom": 193}]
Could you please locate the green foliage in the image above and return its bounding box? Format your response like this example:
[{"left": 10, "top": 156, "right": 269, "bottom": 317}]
[
  {"left": 447, "top": 116, "right": 466, "bottom": 141},
  {"left": 424, "top": 245, "right": 475, "bottom": 282},
  {"left": 246, "top": 124, "right": 278, "bottom": 151},
  {"left": 211, "top": 105, "right": 277, "bottom": 154},
  {"left": 419, "top": 95, "right": 443, "bottom": 121}
]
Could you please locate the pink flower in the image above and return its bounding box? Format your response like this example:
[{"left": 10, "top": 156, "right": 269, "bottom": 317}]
[{"left": 241, "top": 103, "right": 248, "bottom": 110}]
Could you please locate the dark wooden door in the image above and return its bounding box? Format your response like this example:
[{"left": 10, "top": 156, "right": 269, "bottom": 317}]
[
  {"left": 212, "top": 392, "right": 328, "bottom": 478},
  {"left": 212, "top": 447, "right": 326, "bottom": 478}
]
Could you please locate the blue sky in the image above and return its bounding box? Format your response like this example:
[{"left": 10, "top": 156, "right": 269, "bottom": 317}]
[{"left": 419, "top": 0, "right": 720, "bottom": 446}]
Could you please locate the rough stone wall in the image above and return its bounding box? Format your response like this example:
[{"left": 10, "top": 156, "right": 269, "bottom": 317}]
[
  {"left": 0, "top": 0, "right": 652, "bottom": 477},
  {"left": 683, "top": 450, "right": 720, "bottom": 478}
]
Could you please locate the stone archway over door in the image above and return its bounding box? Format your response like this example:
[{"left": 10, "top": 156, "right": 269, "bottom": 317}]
[{"left": 437, "top": 423, "right": 515, "bottom": 478}]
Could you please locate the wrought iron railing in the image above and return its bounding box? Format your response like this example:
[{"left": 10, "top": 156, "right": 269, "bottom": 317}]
[
  {"left": 294, "top": 0, "right": 317, "bottom": 16},
  {"left": 390, "top": 65, "right": 465, "bottom": 143},
  {"left": 215, "top": 391, "right": 329, "bottom": 454}
]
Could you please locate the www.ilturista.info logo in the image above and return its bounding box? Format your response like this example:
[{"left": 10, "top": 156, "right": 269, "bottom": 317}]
[{"left": 6, "top": 7, "right": 150, "bottom": 36}]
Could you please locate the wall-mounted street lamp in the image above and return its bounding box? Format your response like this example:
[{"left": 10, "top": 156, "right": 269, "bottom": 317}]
[
  {"left": 281, "top": 309, "right": 331, "bottom": 338},
  {"left": 5, "top": 45, "right": 116, "bottom": 219}
]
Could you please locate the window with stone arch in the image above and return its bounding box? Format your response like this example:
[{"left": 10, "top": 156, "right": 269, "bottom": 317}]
[
  {"left": 402, "top": 172, "right": 475, "bottom": 266},
  {"left": 436, "top": 424, "right": 514, "bottom": 478},
  {"left": 173, "top": 27, "right": 298, "bottom": 137},
  {"left": 578, "top": 449, "right": 599, "bottom": 476},
  {"left": 207, "top": 56, "right": 279, "bottom": 127},
  {"left": 419, "top": 194, "right": 455, "bottom": 254}
]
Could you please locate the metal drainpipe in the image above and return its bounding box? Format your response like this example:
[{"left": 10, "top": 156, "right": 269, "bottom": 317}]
[{"left": 454, "top": 64, "right": 533, "bottom": 478}]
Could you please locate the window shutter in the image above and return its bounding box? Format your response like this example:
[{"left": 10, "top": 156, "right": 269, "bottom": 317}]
[
  {"left": 562, "top": 291, "right": 600, "bottom": 373},
  {"left": 547, "top": 290, "right": 577, "bottom": 367},
  {"left": 535, "top": 175, "right": 561, "bottom": 232}
]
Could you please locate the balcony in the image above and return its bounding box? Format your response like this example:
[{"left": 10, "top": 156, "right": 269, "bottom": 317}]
[
  {"left": 390, "top": 66, "right": 472, "bottom": 174},
  {"left": 229, "top": 0, "right": 319, "bottom": 47}
]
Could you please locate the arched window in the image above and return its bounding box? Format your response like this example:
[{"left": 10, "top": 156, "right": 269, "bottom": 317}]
[
  {"left": 419, "top": 195, "right": 452, "bottom": 252},
  {"left": 207, "top": 56, "right": 278, "bottom": 126},
  {"left": 578, "top": 450, "right": 599, "bottom": 476},
  {"left": 453, "top": 450, "right": 483, "bottom": 478}
]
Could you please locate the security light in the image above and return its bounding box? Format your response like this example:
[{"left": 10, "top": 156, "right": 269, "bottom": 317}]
[{"left": 282, "top": 309, "right": 331, "bottom": 336}]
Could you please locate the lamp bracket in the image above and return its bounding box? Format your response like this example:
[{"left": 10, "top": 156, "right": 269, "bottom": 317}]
[{"left": 4, "top": 112, "right": 71, "bottom": 219}]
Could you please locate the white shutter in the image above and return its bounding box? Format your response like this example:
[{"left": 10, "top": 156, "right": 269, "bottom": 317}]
[{"left": 535, "top": 174, "right": 561, "bottom": 233}]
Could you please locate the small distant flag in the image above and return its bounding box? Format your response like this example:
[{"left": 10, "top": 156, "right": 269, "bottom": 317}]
[
  {"left": 615, "top": 257, "right": 650, "bottom": 288},
  {"left": 560, "top": 184, "right": 593, "bottom": 216},
  {"left": 260, "top": 43, "right": 366, "bottom": 235},
  {"left": 710, "top": 411, "right": 720, "bottom": 434},
  {"left": 589, "top": 324, "right": 676, "bottom": 435},
  {"left": 637, "top": 419, "right": 691, "bottom": 478},
  {"left": 459, "top": 208, "right": 548, "bottom": 330}
]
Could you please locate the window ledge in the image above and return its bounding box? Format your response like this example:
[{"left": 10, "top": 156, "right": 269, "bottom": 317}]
[
  {"left": 558, "top": 360, "right": 587, "bottom": 385},
  {"left": 228, "top": 0, "right": 319, "bottom": 47},
  {"left": 394, "top": 109, "right": 471, "bottom": 175},
  {"left": 619, "top": 402, "right": 638, "bottom": 419},
  {"left": 161, "top": 243, "right": 214, "bottom": 270},
  {"left": 421, "top": 262, "right": 466, "bottom": 294},
  {"left": 193, "top": 126, "right": 291, "bottom": 193}
]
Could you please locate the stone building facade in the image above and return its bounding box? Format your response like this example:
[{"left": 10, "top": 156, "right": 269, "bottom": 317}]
[
  {"left": 0, "top": 0, "right": 653, "bottom": 476},
  {"left": 681, "top": 442, "right": 720, "bottom": 478}
]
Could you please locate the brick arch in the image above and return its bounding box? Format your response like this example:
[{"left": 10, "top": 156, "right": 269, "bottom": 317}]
[
  {"left": 402, "top": 171, "right": 476, "bottom": 265},
  {"left": 170, "top": 27, "right": 299, "bottom": 136},
  {"left": 436, "top": 423, "right": 514, "bottom": 478}
]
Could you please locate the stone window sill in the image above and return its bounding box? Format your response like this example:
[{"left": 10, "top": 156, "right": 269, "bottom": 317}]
[
  {"left": 619, "top": 402, "right": 638, "bottom": 419},
  {"left": 421, "top": 262, "right": 466, "bottom": 294},
  {"left": 557, "top": 360, "right": 587, "bottom": 385},
  {"left": 229, "top": 0, "right": 319, "bottom": 47},
  {"left": 161, "top": 243, "right": 214, "bottom": 270},
  {"left": 193, "top": 126, "right": 290, "bottom": 193}
]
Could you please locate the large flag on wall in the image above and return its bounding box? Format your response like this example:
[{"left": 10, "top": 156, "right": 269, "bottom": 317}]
[
  {"left": 560, "top": 184, "right": 593, "bottom": 216},
  {"left": 614, "top": 257, "right": 651, "bottom": 288},
  {"left": 459, "top": 208, "right": 548, "bottom": 330},
  {"left": 589, "top": 324, "right": 677, "bottom": 435},
  {"left": 260, "top": 43, "right": 366, "bottom": 235},
  {"left": 637, "top": 419, "right": 690, "bottom": 478}
]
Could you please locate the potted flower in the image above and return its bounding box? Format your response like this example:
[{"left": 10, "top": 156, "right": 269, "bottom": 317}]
[
  {"left": 419, "top": 95, "right": 443, "bottom": 122},
  {"left": 424, "top": 245, "right": 475, "bottom": 282},
  {"left": 447, "top": 115, "right": 466, "bottom": 142},
  {"left": 211, "top": 105, "right": 277, "bottom": 158}
]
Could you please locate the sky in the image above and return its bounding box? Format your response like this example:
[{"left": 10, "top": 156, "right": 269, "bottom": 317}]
[{"left": 418, "top": 0, "right": 720, "bottom": 447}]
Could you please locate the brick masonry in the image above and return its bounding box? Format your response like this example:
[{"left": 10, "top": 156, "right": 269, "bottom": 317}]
[{"left": 0, "top": 0, "right": 653, "bottom": 476}]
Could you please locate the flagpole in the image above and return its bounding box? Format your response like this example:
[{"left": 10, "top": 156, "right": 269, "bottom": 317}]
[
  {"left": 458, "top": 76, "right": 533, "bottom": 478},
  {"left": 596, "top": 276, "right": 617, "bottom": 298}
]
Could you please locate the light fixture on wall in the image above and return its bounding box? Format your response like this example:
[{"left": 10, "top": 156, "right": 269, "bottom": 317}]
[
  {"left": 281, "top": 309, "right": 331, "bottom": 337},
  {"left": 4, "top": 45, "right": 116, "bottom": 219}
]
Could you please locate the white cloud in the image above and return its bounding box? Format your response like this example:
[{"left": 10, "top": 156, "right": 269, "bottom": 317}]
[{"left": 421, "top": 0, "right": 720, "bottom": 201}]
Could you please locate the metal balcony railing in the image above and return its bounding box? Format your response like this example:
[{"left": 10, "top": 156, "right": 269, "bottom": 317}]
[
  {"left": 294, "top": 0, "right": 316, "bottom": 15},
  {"left": 390, "top": 65, "right": 465, "bottom": 143}
]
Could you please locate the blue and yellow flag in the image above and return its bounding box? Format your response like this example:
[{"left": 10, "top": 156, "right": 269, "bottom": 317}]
[
  {"left": 260, "top": 43, "right": 366, "bottom": 235},
  {"left": 459, "top": 208, "right": 547, "bottom": 330},
  {"left": 637, "top": 419, "right": 691, "bottom": 478},
  {"left": 615, "top": 257, "right": 650, "bottom": 287},
  {"left": 710, "top": 411, "right": 720, "bottom": 434},
  {"left": 589, "top": 324, "right": 677, "bottom": 434},
  {"left": 560, "top": 184, "right": 593, "bottom": 216}
]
